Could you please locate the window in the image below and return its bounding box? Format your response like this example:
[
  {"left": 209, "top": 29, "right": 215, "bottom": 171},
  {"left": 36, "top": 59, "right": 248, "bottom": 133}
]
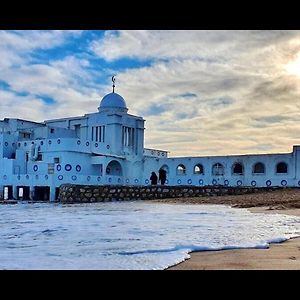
[
  {"left": 92, "top": 126, "right": 105, "bottom": 142},
  {"left": 232, "top": 162, "right": 243, "bottom": 175},
  {"left": 194, "top": 164, "right": 204, "bottom": 174},
  {"left": 276, "top": 162, "right": 288, "bottom": 174},
  {"left": 48, "top": 164, "right": 54, "bottom": 174},
  {"left": 176, "top": 164, "right": 186, "bottom": 175},
  {"left": 122, "top": 126, "right": 135, "bottom": 148},
  {"left": 54, "top": 157, "right": 60, "bottom": 164},
  {"left": 253, "top": 162, "right": 265, "bottom": 174},
  {"left": 212, "top": 163, "right": 224, "bottom": 176},
  {"left": 50, "top": 128, "right": 55, "bottom": 134},
  {"left": 37, "top": 153, "right": 43, "bottom": 161}
]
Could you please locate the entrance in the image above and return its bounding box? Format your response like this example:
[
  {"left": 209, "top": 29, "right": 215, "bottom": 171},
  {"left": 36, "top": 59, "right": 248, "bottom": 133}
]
[
  {"left": 3, "top": 186, "right": 13, "bottom": 200},
  {"left": 34, "top": 186, "right": 50, "bottom": 201},
  {"left": 17, "top": 186, "right": 30, "bottom": 200}
]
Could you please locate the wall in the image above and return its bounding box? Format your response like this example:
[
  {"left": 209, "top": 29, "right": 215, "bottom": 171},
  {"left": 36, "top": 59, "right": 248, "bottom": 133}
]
[{"left": 58, "top": 184, "right": 281, "bottom": 203}]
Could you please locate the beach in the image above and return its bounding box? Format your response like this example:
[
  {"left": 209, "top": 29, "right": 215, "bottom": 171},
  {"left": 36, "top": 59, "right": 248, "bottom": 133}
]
[{"left": 159, "top": 188, "right": 300, "bottom": 270}]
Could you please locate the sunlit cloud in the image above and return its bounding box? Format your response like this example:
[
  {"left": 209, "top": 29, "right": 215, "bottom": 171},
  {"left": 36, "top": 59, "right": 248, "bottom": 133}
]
[{"left": 2, "top": 30, "right": 300, "bottom": 157}]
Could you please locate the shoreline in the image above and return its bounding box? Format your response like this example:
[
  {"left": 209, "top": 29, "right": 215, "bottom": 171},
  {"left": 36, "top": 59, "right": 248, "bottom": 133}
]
[{"left": 164, "top": 193, "right": 300, "bottom": 270}]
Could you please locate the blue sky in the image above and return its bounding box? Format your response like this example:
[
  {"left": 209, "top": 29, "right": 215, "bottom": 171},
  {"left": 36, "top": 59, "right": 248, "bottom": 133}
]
[{"left": 1, "top": 30, "right": 300, "bottom": 156}]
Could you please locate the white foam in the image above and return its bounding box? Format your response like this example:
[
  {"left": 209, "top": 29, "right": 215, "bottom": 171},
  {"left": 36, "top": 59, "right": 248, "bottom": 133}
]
[{"left": 0, "top": 202, "right": 299, "bottom": 269}]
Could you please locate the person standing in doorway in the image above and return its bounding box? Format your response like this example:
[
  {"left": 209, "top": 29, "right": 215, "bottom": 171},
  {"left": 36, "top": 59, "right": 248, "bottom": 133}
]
[{"left": 159, "top": 168, "right": 167, "bottom": 185}]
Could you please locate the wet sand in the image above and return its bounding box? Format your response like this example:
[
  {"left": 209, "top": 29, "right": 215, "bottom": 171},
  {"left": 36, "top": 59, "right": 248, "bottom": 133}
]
[{"left": 161, "top": 188, "right": 300, "bottom": 270}]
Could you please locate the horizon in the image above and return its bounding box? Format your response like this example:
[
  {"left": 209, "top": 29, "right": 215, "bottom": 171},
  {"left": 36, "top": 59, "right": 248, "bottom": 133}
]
[{"left": 1, "top": 30, "right": 300, "bottom": 157}]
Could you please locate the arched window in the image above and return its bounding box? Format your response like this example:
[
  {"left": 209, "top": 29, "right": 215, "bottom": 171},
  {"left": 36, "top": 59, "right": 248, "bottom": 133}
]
[
  {"left": 194, "top": 164, "right": 204, "bottom": 174},
  {"left": 253, "top": 162, "right": 265, "bottom": 174},
  {"left": 176, "top": 164, "right": 186, "bottom": 175},
  {"left": 212, "top": 163, "right": 224, "bottom": 176},
  {"left": 106, "top": 160, "right": 122, "bottom": 176},
  {"left": 232, "top": 162, "right": 244, "bottom": 175},
  {"left": 276, "top": 162, "right": 288, "bottom": 174}
]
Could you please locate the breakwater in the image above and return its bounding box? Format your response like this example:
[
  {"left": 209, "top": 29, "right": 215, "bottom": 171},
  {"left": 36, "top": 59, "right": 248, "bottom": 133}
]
[{"left": 58, "top": 184, "right": 283, "bottom": 203}]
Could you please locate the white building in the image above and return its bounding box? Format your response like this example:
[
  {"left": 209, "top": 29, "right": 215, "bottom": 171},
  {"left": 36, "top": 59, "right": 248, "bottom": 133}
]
[{"left": 1, "top": 82, "right": 300, "bottom": 202}]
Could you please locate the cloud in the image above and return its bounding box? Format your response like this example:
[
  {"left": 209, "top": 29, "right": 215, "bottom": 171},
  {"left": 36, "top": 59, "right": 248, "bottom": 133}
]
[{"left": 2, "top": 30, "right": 300, "bottom": 157}]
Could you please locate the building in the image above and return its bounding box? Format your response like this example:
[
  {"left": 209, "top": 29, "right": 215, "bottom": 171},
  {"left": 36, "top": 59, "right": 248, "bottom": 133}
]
[{"left": 1, "top": 81, "right": 300, "bottom": 201}]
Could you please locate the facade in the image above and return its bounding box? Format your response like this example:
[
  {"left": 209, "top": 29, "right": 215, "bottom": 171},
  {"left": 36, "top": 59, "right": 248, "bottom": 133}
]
[{"left": 1, "top": 86, "right": 300, "bottom": 202}]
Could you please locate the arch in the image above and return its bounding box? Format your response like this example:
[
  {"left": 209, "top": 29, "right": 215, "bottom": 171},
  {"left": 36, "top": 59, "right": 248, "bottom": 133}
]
[
  {"left": 106, "top": 160, "right": 122, "bottom": 176},
  {"left": 194, "top": 164, "right": 204, "bottom": 175},
  {"left": 160, "top": 164, "right": 169, "bottom": 174},
  {"left": 212, "top": 163, "right": 224, "bottom": 176},
  {"left": 176, "top": 164, "right": 186, "bottom": 175},
  {"left": 276, "top": 162, "right": 288, "bottom": 174},
  {"left": 232, "top": 162, "right": 244, "bottom": 175},
  {"left": 253, "top": 162, "right": 265, "bottom": 174}
]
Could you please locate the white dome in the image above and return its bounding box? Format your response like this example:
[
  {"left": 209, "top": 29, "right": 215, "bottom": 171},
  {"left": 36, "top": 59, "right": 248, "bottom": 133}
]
[{"left": 98, "top": 92, "right": 128, "bottom": 112}]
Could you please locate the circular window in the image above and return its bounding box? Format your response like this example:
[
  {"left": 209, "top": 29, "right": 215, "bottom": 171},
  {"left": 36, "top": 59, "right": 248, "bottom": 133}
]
[
  {"left": 106, "top": 167, "right": 110, "bottom": 174},
  {"left": 12, "top": 143, "right": 15, "bottom": 147},
  {"left": 57, "top": 139, "right": 61, "bottom": 144},
  {"left": 199, "top": 179, "right": 204, "bottom": 185},
  {"left": 162, "top": 153, "right": 165, "bottom": 157},
  {"left": 33, "top": 165, "right": 38, "bottom": 172},
  {"left": 251, "top": 180, "right": 257, "bottom": 187},
  {"left": 97, "top": 176, "right": 101, "bottom": 182},
  {"left": 77, "top": 140, "right": 81, "bottom": 145},
  {"left": 56, "top": 164, "right": 61, "bottom": 171},
  {"left": 281, "top": 180, "right": 287, "bottom": 186},
  {"left": 145, "top": 179, "right": 149, "bottom": 184},
  {"left": 17, "top": 175, "right": 20, "bottom": 180},
  {"left": 212, "top": 179, "right": 217, "bottom": 185},
  {"left": 237, "top": 180, "right": 242, "bottom": 186},
  {"left": 188, "top": 179, "right": 192, "bottom": 184},
  {"left": 118, "top": 178, "right": 121, "bottom": 183},
  {"left": 18, "top": 142, "right": 21, "bottom": 147},
  {"left": 224, "top": 180, "right": 229, "bottom": 186},
  {"left": 31, "top": 141, "right": 34, "bottom": 144},
  {"left": 134, "top": 179, "right": 139, "bottom": 183},
  {"left": 48, "top": 140, "right": 52, "bottom": 145},
  {"left": 58, "top": 175, "right": 63, "bottom": 180},
  {"left": 26, "top": 175, "right": 29, "bottom": 179},
  {"left": 177, "top": 179, "right": 182, "bottom": 184},
  {"left": 106, "top": 145, "right": 110, "bottom": 149},
  {"left": 165, "top": 179, "right": 169, "bottom": 184},
  {"left": 72, "top": 175, "right": 77, "bottom": 181},
  {"left": 126, "top": 179, "right": 129, "bottom": 183},
  {"left": 86, "top": 141, "right": 90, "bottom": 146},
  {"left": 109, "top": 177, "right": 112, "bottom": 183},
  {"left": 65, "top": 164, "right": 72, "bottom": 171},
  {"left": 40, "top": 141, "right": 44, "bottom": 146},
  {"left": 266, "top": 180, "right": 272, "bottom": 186},
  {"left": 4, "top": 142, "right": 8, "bottom": 147},
  {"left": 76, "top": 165, "right": 81, "bottom": 172},
  {"left": 24, "top": 142, "right": 27, "bottom": 146},
  {"left": 87, "top": 176, "right": 91, "bottom": 181},
  {"left": 95, "top": 143, "right": 98, "bottom": 147}
]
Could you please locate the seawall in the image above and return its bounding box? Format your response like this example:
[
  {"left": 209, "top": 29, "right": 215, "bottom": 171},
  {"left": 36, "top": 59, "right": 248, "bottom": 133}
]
[{"left": 57, "top": 184, "right": 283, "bottom": 203}]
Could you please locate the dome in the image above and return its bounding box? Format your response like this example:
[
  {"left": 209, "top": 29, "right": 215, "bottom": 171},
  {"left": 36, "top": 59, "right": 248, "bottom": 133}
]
[{"left": 98, "top": 92, "right": 128, "bottom": 112}]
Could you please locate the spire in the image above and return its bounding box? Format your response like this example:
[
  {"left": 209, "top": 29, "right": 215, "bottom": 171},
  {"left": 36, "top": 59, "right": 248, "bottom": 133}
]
[{"left": 112, "top": 75, "right": 116, "bottom": 93}]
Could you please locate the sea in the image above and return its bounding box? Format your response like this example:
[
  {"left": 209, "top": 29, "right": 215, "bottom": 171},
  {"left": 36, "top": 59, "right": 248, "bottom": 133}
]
[{"left": 0, "top": 201, "right": 300, "bottom": 270}]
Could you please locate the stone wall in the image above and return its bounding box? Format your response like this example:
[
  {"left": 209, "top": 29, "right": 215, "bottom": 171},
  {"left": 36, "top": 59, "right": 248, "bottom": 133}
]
[{"left": 58, "top": 184, "right": 283, "bottom": 203}]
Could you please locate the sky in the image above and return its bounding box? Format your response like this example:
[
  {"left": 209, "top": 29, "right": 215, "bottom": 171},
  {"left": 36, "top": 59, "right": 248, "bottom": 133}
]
[{"left": 1, "top": 30, "right": 300, "bottom": 157}]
